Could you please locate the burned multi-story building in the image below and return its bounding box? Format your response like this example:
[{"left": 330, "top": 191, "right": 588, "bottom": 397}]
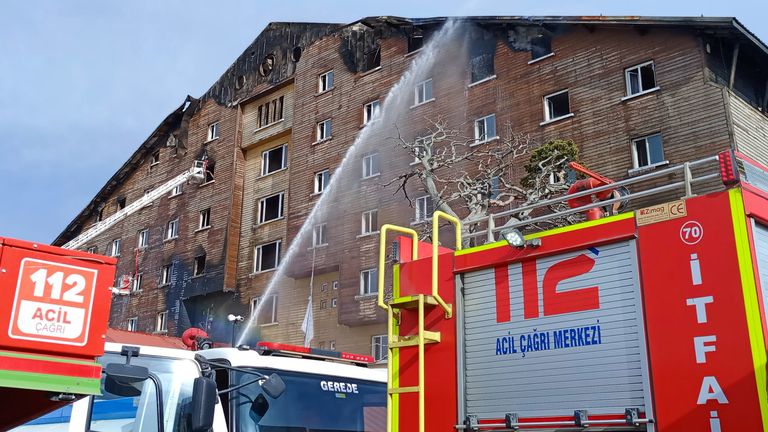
[{"left": 55, "top": 16, "right": 768, "bottom": 359}]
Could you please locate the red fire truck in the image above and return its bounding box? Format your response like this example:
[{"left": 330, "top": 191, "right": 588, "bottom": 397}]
[{"left": 378, "top": 151, "right": 768, "bottom": 431}]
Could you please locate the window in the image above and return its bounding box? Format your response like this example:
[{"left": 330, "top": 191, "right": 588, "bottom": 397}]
[
  {"left": 329, "top": 340, "right": 336, "bottom": 350},
  {"left": 320, "top": 299, "right": 327, "bottom": 309},
  {"left": 258, "top": 192, "right": 284, "bottom": 224},
  {"left": 256, "top": 95, "right": 285, "bottom": 129},
  {"left": 372, "top": 335, "right": 388, "bottom": 362},
  {"left": 127, "top": 317, "right": 138, "bottom": 332},
  {"left": 530, "top": 34, "right": 552, "bottom": 61},
  {"left": 363, "top": 100, "right": 381, "bottom": 124},
  {"left": 474, "top": 114, "right": 497, "bottom": 144},
  {"left": 321, "top": 282, "right": 328, "bottom": 292},
  {"left": 625, "top": 61, "right": 657, "bottom": 96},
  {"left": 160, "top": 264, "right": 172, "bottom": 286},
  {"left": 109, "top": 239, "right": 121, "bottom": 257},
  {"left": 362, "top": 153, "right": 380, "bottom": 178},
  {"left": 631, "top": 133, "right": 665, "bottom": 168},
  {"left": 250, "top": 295, "right": 278, "bottom": 325},
  {"left": 412, "top": 136, "right": 432, "bottom": 164},
  {"left": 543, "top": 90, "right": 571, "bottom": 122},
  {"left": 131, "top": 273, "right": 143, "bottom": 293},
  {"left": 254, "top": 240, "right": 281, "bottom": 273},
  {"left": 360, "top": 269, "right": 377, "bottom": 295},
  {"left": 318, "top": 70, "right": 334, "bottom": 93},
  {"left": 313, "top": 224, "right": 327, "bottom": 247},
  {"left": 116, "top": 196, "right": 126, "bottom": 211},
  {"left": 199, "top": 208, "right": 211, "bottom": 230},
  {"left": 262, "top": 144, "right": 287, "bottom": 175},
  {"left": 469, "top": 38, "right": 495, "bottom": 83},
  {"left": 170, "top": 184, "right": 183, "bottom": 197},
  {"left": 202, "top": 160, "right": 215, "bottom": 184},
  {"left": 207, "top": 122, "right": 219, "bottom": 141},
  {"left": 314, "top": 170, "right": 330, "bottom": 194},
  {"left": 193, "top": 255, "right": 206, "bottom": 276},
  {"left": 361, "top": 210, "right": 378, "bottom": 235},
  {"left": 87, "top": 246, "right": 97, "bottom": 254},
  {"left": 414, "top": 79, "right": 433, "bottom": 105},
  {"left": 331, "top": 298, "right": 337, "bottom": 308},
  {"left": 408, "top": 29, "right": 425, "bottom": 53},
  {"left": 95, "top": 207, "right": 104, "bottom": 223},
  {"left": 137, "top": 229, "right": 149, "bottom": 248},
  {"left": 316, "top": 119, "right": 332, "bottom": 142},
  {"left": 165, "top": 218, "right": 179, "bottom": 239},
  {"left": 490, "top": 176, "right": 501, "bottom": 200},
  {"left": 151, "top": 150, "right": 160, "bottom": 166},
  {"left": 156, "top": 311, "right": 168, "bottom": 333},
  {"left": 332, "top": 280, "right": 339, "bottom": 290},
  {"left": 415, "top": 196, "right": 434, "bottom": 222}
]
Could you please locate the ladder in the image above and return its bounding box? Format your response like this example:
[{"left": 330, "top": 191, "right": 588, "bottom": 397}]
[{"left": 378, "top": 211, "right": 461, "bottom": 432}]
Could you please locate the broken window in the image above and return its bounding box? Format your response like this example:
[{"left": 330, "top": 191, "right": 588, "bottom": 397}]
[
  {"left": 314, "top": 170, "right": 330, "bottom": 194},
  {"left": 258, "top": 192, "right": 284, "bottom": 224},
  {"left": 199, "top": 208, "right": 211, "bottom": 230},
  {"left": 360, "top": 269, "right": 378, "bottom": 295},
  {"left": 87, "top": 246, "right": 97, "bottom": 254},
  {"left": 474, "top": 114, "right": 497, "bottom": 144},
  {"left": 312, "top": 224, "right": 327, "bottom": 247},
  {"left": 469, "top": 33, "right": 495, "bottom": 83},
  {"left": 414, "top": 79, "right": 433, "bottom": 106},
  {"left": 193, "top": 254, "right": 206, "bottom": 276},
  {"left": 362, "top": 153, "right": 380, "bottom": 178},
  {"left": 631, "top": 133, "right": 665, "bottom": 168},
  {"left": 543, "top": 90, "right": 571, "bottom": 122},
  {"left": 363, "top": 100, "right": 381, "bottom": 124},
  {"left": 531, "top": 34, "right": 552, "bottom": 61},
  {"left": 207, "top": 122, "right": 219, "bottom": 141},
  {"left": 156, "top": 311, "right": 168, "bottom": 333},
  {"left": 254, "top": 240, "right": 281, "bottom": 273},
  {"left": 202, "top": 160, "right": 215, "bottom": 184},
  {"left": 316, "top": 119, "right": 332, "bottom": 142},
  {"left": 625, "top": 61, "right": 657, "bottom": 96},
  {"left": 415, "top": 196, "right": 434, "bottom": 222},
  {"left": 151, "top": 150, "right": 160, "bottom": 166},
  {"left": 363, "top": 45, "right": 381, "bottom": 72},
  {"left": 95, "top": 206, "right": 104, "bottom": 223},
  {"left": 318, "top": 70, "right": 334, "bottom": 93},
  {"left": 116, "top": 196, "right": 126, "bottom": 210},
  {"left": 262, "top": 144, "right": 287, "bottom": 175},
  {"left": 259, "top": 54, "right": 275, "bottom": 77},
  {"left": 250, "top": 295, "right": 278, "bottom": 325},
  {"left": 256, "top": 95, "right": 284, "bottom": 129},
  {"left": 408, "top": 28, "right": 427, "bottom": 53},
  {"left": 361, "top": 209, "right": 378, "bottom": 235}
]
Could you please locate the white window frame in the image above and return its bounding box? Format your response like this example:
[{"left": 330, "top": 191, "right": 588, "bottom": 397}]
[
  {"left": 631, "top": 133, "right": 667, "bottom": 169},
  {"left": 624, "top": 60, "right": 658, "bottom": 97},
  {"left": 415, "top": 196, "right": 433, "bottom": 223},
  {"left": 109, "top": 239, "right": 121, "bottom": 257},
  {"left": 329, "top": 340, "right": 336, "bottom": 350},
  {"left": 543, "top": 89, "right": 572, "bottom": 123},
  {"left": 137, "top": 229, "right": 149, "bottom": 249},
  {"left": 360, "top": 268, "right": 377, "bottom": 295},
  {"left": 361, "top": 209, "right": 378, "bottom": 235},
  {"left": 207, "top": 122, "right": 220, "bottom": 141},
  {"left": 363, "top": 100, "right": 381, "bottom": 124},
  {"left": 261, "top": 144, "right": 288, "bottom": 176},
  {"left": 318, "top": 70, "right": 334, "bottom": 93},
  {"left": 127, "top": 317, "right": 138, "bottom": 332},
  {"left": 156, "top": 311, "right": 168, "bottom": 333},
  {"left": 331, "top": 298, "right": 337, "bottom": 308},
  {"left": 254, "top": 240, "right": 281, "bottom": 273},
  {"left": 362, "top": 153, "right": 380, "bottom": 178},
  {"left": 250, "top": 295, "right": 278, "bottom": 325},
  {"left": 412, "top": 136, "right": 432, "bottom": 165},
  {"left": 314, "top": 170, "right": 330, "bottom": 194},
  {"left": 258, "top": 192, "right": 285, "bottom": 224},
  {"left": 473, "top": 114, "right": 497, "bottom": 145},
  {"left": 312, "top": 224, "right": 328, "bottom": 248},
  {"left": 413, "top": 78, "right": 434, "bottom": 106},
  {"left": 170, "top": 184, "right": 183, "bottom": 197},
  {"left": 160, "top": 264, "right": 172, "bottom": 286},
  {"left": 372, "top": 334, "right": 388, "bottom": 363},
  {"left": 165, "top": 218, "right": 179, "bottom": 240},
  {"left": 131, "top": 273, "right": 143, "bottom": 293},
  {"left": 332, "top": 280, "right": 339, "bottom": 290},
  {"left": 150, "top": 150, "right": 160, "bottom": 166},
  {"left": 193, "top": 255, "right": 206, "bottom": 277},
  {"left": 316, "top": 119, "right": 332, "bottom": 142},
  {"left": 199, "top": 208, "right": 211, "bottom": 230}
]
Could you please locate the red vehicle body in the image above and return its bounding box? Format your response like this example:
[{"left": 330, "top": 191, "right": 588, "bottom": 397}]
[
  {"left": 381, "top": 152, "right": 768, "bottom": 431},
  {"left": 0, "top": 238, "right": 115, "bottom": 429}
]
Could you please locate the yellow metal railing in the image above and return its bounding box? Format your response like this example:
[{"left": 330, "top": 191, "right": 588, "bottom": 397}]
[
  {"left": 431, "top": 211, "right": 461, "bottom": 318},
  {"left": 378, "top": 224, "right": 419, "bottom": 311}
]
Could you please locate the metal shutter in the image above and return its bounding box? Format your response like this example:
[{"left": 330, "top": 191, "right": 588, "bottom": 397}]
[
  {"left": 462, "top": 240, "right": 649, "bottom": 419},
  {"left": 751, "top": 222, "right": 768, "bottom": 323}
]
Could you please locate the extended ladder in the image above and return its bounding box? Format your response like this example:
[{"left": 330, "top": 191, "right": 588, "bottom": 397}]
[{"left": 378, "top": 211, "right": 460, "bottom": 432}]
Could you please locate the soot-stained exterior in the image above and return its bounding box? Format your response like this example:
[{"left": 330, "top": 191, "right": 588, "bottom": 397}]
[{"left": 55, "top": 16, "right": 768, "bottom": 359}]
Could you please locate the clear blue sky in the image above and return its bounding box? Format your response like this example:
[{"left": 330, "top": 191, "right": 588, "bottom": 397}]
[{"left": 1, "top": 0, "right": 766, "bottom": 243}]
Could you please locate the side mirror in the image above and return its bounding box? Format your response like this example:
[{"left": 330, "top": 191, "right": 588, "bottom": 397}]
[
  {"left": 190, "top": 377, "right": 217, "bottom": 432},
  {"left": 261, "top": 373, "right": 286, "bottom": 399}
]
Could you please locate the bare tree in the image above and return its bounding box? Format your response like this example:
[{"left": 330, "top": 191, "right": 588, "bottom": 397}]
[{"left": 387, "top": 117, "right": 580, "bottom": 243}]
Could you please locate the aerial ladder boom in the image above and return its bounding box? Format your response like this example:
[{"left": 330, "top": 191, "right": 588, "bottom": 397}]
[{"left": 63, "top": 160, "right": 206, "bottom": 250}]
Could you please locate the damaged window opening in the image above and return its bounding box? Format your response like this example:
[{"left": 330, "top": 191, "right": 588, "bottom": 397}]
[
  {"left": 193, "top": 254, "right": 206, "bottom": 276},
  {"left": 363, "top": 46, "right": 381, "bottom": 72},
  {"left": 95, "top": 207, "right": 104, "bottom": 223},
  {"left": 256, "top": 95, "right": 284, "bottom": 129},
  {"left": 625, "top": 61, "right": 657, "bottom": 96},
  {"left": 202, "top": 160, "right": 215, "bottom": 184},
  {"left": 408, "top": 28, "right": 429, "bottom": 53},
  {"left": 254, "top": 240, "right": 281, "bottom": 273},
  {"left": 262, "top": 144, "right": 287, "bottom": 175},
  {"left": 469, "top": 34, "right": 495, "bottom": 83},
  {"left": 531, "top": 34, "right": 553, "bottom": 61},
  {"left": 116, "top": 196, "right": 126, "bottom": 210},
  {"left": 156, "top": 311, "right": 168, "bottom": 333},
  {"left": 235, "top": 75, "right": 246, "bottom": 89},
  {"left": 150, "top": 150, "right": 160, "bottom": 166},
  {"left": 291, "top": 46, "right": 302, "bottom": 62},
  {"left": 258, "top": 192, "right": 284, "bottom": 224},
  {"left": 87, "top": 246, "right": 97, "bottom": 254},
  {"left": 318, "top": 70, "right": 334, "bottom": 93},
  {"left": 259, "top": 54, "right": 275, "bottom": 77},
  {"left": 543, "top": 89, "right": 571, "bottom": 122}
]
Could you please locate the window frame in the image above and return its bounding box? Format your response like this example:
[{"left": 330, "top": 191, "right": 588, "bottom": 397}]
[
  {"left": 312, "top": 224, "right": 328, "bottom": 248},
  {"left": 360, "top": 268, "right": 378, "bottom": 296},
  {"left": 165, "top": 218, "right": 179, "bottom": 240},
  {"left": 199, "top": 208, "right": 211, "bottom": 230},
  {"left": 131, "top": 272, "right": 143, "bottom": 293},
  {"left": 631, "top": 133, "right": 667, "bottom": 169},
  {"left": 473, "top": 114, "right": 498, "bottom": 145},
  {"left": 372, "top": 334, "right": 388, "bottom": 363},
  {"left": 137, "top": 229, "right": 149, "bottom": 249},
  {"left": 156, "top": 311, "right": 168, "bottom": 333},
  {"left": 542, "top": 89, "right": 572, "bottom": 123},
  {"left": 316, "top": 119, "right": 332, "bottom": 142},
  {"left": 250, "top": 295, "right": 278, "bottom": 325},
  {"left": 624, "top": 60, "right": 658, "bottom": 97},
  {"left": 169, "top": 184, "right": 183, "bottom": 197},
  {"left": 413, "top": 78, "right": 434, "bottom": 106},
  {"left": 193, "top": 254, "right": 206, "bottom": 277},
  {"left": 415, "top": 196, "right": 434, "bottom": 223},
  {"left": 318, "top": 70, "right": 334, "bottom": 93},
  {"left": 363, "top": 100, "right": 381, "bottom": 124},
  {"left": 258, "top": 192, "right": 285, "bottom": 224},
  {"left": 109, "top": 239, "right": 121, "bottom": 257},
  {"left": 253, "top": 240, "right": 281, "bottom": 273},
  {"left": 150, "top": 150, "right": 160, "bottom": 166},
  {"left": 362, "top": 153, "right": 380, "bottom": 179},
  {"left": 207, "top": 122, "right": 220, "bottom": 141},
  {"left": 314, "top": 170, "right": 330, "bottom": 194},
  {"left": 160, "top": 264, "right": 172, "bottom": 286},
  {"left": 361, "top": 209, "right": 378, "bottom": 235},
  {"left": 127, "top": 317, "right": 138, "bottom": 332},
  {"left": 261, "top": 144, "right": 288, "bottom": 176}
]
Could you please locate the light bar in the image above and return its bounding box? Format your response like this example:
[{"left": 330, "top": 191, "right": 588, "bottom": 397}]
[
  {"left": 256, "top": 341, "right": 374, "bottom": 364},
  {"left": 718, "top": 150, "right": 740, "bottom": 186}
]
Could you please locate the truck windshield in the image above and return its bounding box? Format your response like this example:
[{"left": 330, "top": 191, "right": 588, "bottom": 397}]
[{"left": 234, "top": 369, "right": 386, "bottom": 432}]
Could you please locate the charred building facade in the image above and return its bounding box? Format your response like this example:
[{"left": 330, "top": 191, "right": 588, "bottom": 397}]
[{"left": 55, "top": 16, "right": 768, "bottom": 359}]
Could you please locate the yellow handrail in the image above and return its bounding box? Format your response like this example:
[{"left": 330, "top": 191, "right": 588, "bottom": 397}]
[
  {"left": 431, "top": 211, "right": 461, "bottom": 318},
  {"left": 378, "top": 224, "right": 419, "bottom": 311}
]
